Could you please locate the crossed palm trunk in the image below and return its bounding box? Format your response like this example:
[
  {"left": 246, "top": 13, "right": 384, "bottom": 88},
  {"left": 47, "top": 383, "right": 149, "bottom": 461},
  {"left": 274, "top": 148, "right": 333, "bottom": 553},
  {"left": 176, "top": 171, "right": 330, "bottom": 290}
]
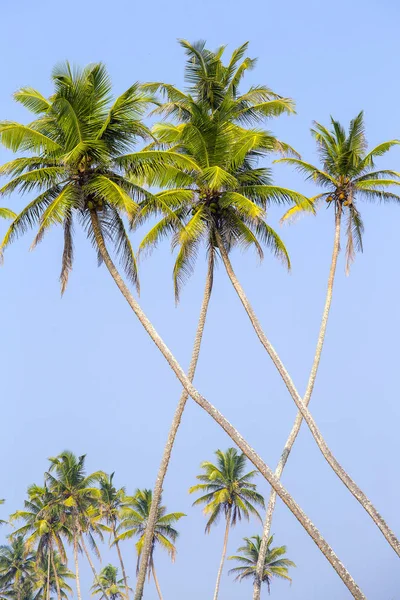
[
  {"left": 134, "top": 252, "right": 214, "bottom": 600},
  {"left": 89, "top": 210, "right": 365, "bottom": 599},
  {"left": 253, "top": 207, "right": 342, "bottom": 599}
]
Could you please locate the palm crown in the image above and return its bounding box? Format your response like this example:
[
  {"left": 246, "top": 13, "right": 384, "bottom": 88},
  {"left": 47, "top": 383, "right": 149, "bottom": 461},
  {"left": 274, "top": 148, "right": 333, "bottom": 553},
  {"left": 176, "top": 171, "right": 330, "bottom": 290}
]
[
  {"left": 279, "top": 111, "right": 400, "bottom": 272},
  {"left": 91, "top": 564, "right": 127, "bottom": 599}
]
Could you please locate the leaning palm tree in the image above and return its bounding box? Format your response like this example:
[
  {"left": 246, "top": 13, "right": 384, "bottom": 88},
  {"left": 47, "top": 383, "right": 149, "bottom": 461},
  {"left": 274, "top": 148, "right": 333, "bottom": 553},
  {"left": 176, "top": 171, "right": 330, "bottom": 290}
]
[
  {"left": 189, "top": 448, "right": 265, "bottom": 600},
  {"left": 0, "top": 537, "right": 35, "bottom": 600},
  {"left": 253, "top": 112, "right": 400, "bottom": 599},
  {"left": 133, "top": 40, "right": 304, "bottom": 599},
  {"left": 91, "top": 564, "right": 128, "bottom": 599},
  {"left": 116, "top": 489, "right": 184, "bottom": 600},
  {"left": 229, "top": 535, "right": 295, "bottom": 593},
  {"left": 0, "top": 62, "right": 365, "bottom": 600}
]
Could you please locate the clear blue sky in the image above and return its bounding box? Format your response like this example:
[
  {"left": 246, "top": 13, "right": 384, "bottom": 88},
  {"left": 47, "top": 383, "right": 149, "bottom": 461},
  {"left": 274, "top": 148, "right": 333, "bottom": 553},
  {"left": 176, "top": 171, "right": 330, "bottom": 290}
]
[{"left": 0, "top": 0, "right": 399, "bottom": 598}]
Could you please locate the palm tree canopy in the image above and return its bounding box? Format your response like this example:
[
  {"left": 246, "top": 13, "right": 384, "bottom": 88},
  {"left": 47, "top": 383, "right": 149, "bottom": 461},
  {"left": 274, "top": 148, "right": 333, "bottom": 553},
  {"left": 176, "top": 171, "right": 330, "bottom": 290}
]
[
  {"left": 0, "top": 536, "right": 35, "bottom": 591},
  {"left": 91, "top": 564, "right": 128, "bottom": 599},
  {"left": 279, "top": 111, "right": 400, "bottom": 272},
  {"left": 228, "top": 534, "right": 295, "bottom": 592},
  {"left": 32, "top": 552, "right": 74, "bottom": 599},
  {"left": 189, "top": 448, "right": 265, "bottom": 532},
  {"left": 137, "top": 41, "right": 312, "bottom": 300},
  {"left": 98, "top": 473, "right": 132, "bottom": 528}
]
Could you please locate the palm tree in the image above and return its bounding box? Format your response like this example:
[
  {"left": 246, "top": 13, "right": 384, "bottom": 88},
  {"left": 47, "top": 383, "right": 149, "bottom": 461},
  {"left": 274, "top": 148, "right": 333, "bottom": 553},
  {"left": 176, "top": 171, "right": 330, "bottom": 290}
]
[
  {"left": 116, "top": 489, "right": 184, "bottom": 600},
  {"left": 189, "top": 448, "right": 264, "bottom": 600},
  {"left": 0, "top": 537, "right": 35, "bottom": 600},
  {"left": 33, "top": 553, "right": 74, "bottom": 600},
  {"left": 0, "top": 62, "right": 365, "bottom": 599},
  {"left": 91, "top": 565, "right": 129, "bottom": 599},
  {"left": 133, "top": 40, "right": 309, "bottom": 599},
  {"left": 229, "top": 535, "right": 295, "bottom": 593},
  {"left": 98, "top": 474, "right": 131, "bottom": 599},
  {"left": 252, "top": 112, "right": 400, "bottom": 600}
]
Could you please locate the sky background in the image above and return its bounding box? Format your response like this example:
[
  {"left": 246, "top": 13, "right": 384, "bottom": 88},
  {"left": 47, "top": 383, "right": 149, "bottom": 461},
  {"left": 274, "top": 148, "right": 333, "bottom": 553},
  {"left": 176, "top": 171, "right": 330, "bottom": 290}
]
[{"left": 0, "top": 0, "right": 399, "bottom": 598}]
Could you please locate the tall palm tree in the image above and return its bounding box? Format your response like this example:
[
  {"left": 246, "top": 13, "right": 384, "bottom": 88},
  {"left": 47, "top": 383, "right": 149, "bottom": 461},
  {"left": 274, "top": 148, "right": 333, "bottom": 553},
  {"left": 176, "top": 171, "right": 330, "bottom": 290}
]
[
  {"left": 133, "top": 39, "right": 304, "bottom": 600},
  {"left": 98, "top": 474, "right": 131, "bottom": 599},
  {"left": 189, "top": 448, "right": 264, "bottom": 600},
  {"left": 0, "top": 62, "right": 365, "bottom": 599},
  {"left": 229, "top": 535, "right": 295, "bottom": 593},
  {"left": 253, "top": 112, "right": 400, "bottom": 599},
  {"left": 116, "top": 489, "right": 184, "bottom": 600},
  {"left": 91, "top": 565, "right": 129, "bottom": 599},
  {"left": 0, "top": 537, "right": 35, "bottom": 600}
]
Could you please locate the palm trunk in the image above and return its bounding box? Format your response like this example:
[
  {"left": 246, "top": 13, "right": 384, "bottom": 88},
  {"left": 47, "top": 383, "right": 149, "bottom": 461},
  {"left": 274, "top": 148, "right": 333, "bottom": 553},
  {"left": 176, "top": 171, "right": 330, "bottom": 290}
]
[
  {"left": 90, "top": 209, "right": 365, "bottom": 599},
  {"left": 113, "top": 521, "right": 130, "bottom": 599},
  {"left": 134, "top": 252, "right": 214, "bottom": 600},
  {"left": 73, "top": 529, "right": 82, "bottom": 600},
  {"left": 46, "top": 551, "right": 51, "bottom": 600},
  {"left": 50, "top": 545, "right": 62, "bottom": 600},
  {"left": 80, "top": 534, "right": 110, "bottom": 600},
  {"left": 151, "top": 564, "right": 163, "bottom": 600},
  {"left": 213, "top": 510, "right": 231, "bottom": 600},
  {"left": 216, "top": 235, "right": 400, "bottom": 559},
  {"left": 253, "top": 208, "right": 342, "bottom": 600}
]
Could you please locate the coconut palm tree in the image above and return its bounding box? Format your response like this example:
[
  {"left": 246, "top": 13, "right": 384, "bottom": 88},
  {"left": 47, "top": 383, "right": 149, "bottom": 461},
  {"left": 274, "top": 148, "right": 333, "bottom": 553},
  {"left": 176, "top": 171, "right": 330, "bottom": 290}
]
[
  {"left": 98, "top": 475, "right": 132, "bottom": 599},
  {"left": 0, "top": 537, "right": 35, "bottom": 600},
  {"left": 189, "top": 448, "right": 264, "bottom": 600},
  {"left": 91, "top": 565, "right": 129, "bottom": 599},
  {"left": 133, "top": 40, "right": 304, "bottom": 600},
  {"left": 0, "top": 62, "right": 365, "bottom": 600},
  {"left": 33, "top": 553, "right": 74, "bottom": 600},
  {"left": 229, "top": 535, "right": 295, "bottom": 593},
  {"left": 116, "top": 489, "right": 184, "bottom": 600},
  {"left": 252, "top": 112, "right": 400, "bottom": 599}
]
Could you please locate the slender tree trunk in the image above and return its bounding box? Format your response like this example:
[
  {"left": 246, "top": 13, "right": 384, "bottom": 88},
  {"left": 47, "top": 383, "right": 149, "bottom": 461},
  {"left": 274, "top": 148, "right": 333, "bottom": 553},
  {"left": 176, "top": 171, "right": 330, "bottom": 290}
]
[
  {"left": 134, "top": 252, "right": 214, "bottom": 600},
  {"left": 151, "top": 564, "right": 163, "bottom": 600},
  {"left": 90, "top": 210, "right": 365, "bottom": 599},
  {"left": 113, "top": 521, "right": 130, "bottom": 599},
  {"left": 253, "top": 207, "right": 342, "bottom": 600},
  {"left": 46, "top": 551, "right": 51, "bottom": 600},
  {"left": 73, "top": 530, "right": 82, "bottom": 600},
  {"left": 216, "top": 235, "right": 400, "bottom": 559},
  {"left": 213, "top": 510, "right": 231, "bottom": 600},
  {"left": 50, "top": 545, "right": 62, "bottom": 600},
  {"left": 80, "top": 534, "right": 110, "bottom": 600}
]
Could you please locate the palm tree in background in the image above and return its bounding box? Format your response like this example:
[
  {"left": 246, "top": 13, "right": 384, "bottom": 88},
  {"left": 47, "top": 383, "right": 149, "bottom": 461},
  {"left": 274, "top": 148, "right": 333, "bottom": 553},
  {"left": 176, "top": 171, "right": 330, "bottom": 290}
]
[
  {"left": 252, "top": 112, "right": 400, "bottom": 599},
  {"left": 98, "top": 474, "right": 132, "bottom": 599},
  {"left": 0, "top": 536, "right": 35, "bottom": 600},
  {"left": 133, "top": 39, "right": 306, "bottom": 600},
  {"left": 116, "top": 489, "right": 184, "bottom": 600},
  {"left": 189, "top": 448, "right": 265, "bottom": 600},
  {"left": 229, "top": 535, "right": 295, "bottom": 593},
  {"left": 91, "top": 564, "right": 128, "bottom": 599},
  {"left": 33, "top": 553, "right": 74, "bottom": 600}
]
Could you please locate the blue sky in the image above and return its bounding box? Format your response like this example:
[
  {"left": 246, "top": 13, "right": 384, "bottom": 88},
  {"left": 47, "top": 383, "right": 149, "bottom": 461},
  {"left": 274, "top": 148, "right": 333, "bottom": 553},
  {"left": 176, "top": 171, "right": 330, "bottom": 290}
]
[{"left": 0, "top": 0, "right": 399, "bottom": 598}]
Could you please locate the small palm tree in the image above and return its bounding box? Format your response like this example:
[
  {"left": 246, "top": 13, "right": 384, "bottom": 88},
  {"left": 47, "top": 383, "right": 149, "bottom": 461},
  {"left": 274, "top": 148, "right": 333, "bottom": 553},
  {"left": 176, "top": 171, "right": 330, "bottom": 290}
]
[
  {"left": 116, "top": 489, "right": 185, "bottom": 600},
  {"left": 189, "top": 448, "right": 265, "bottom": 600},
  {"left": 0, "top": 536, "right": 35, "bottom": 600},
  {"left": 91, "top": 564, "right": 128, "bottom": 599},
  {"left": 33, "top": 552, "right": 74, "bottom": 600},
  {"left": 229, "top": 535, "right": 295, "bottom": 593}
]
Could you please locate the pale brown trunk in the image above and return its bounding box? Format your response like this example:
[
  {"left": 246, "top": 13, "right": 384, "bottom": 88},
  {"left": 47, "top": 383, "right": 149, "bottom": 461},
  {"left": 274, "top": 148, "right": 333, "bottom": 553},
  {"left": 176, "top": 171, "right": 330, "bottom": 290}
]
[
  {"left": 50, "top": 545, "right": 62, "bottom": 600},
  {"left": 216, "top": 235, "right": 400, "bottom": 560},
  {"left": 73, "top": 530, "right": 82, "bottom": 600},
  {"left": 46, "top": 550, "right": 51, "bottom": 600},
  {"left": 134, "top": 252, "right": 214, "bottom": 600},
  {"left": 151, "top": 564, "right": 163, "bottom": 600},
  {"left": 80, "top": 534, "right": 110, "bottom": 600},
  {"left": 113, "top": 522, "right": 130, "bottom": 599},
  {"left": 90, "top": 210, "right": 366, "bottom": 599},
  {"left": 213, "top": 509, "right": 231, "bottom": 600},
  {"left": 254, "top": 208, "right": 342, "bottom": 600}
]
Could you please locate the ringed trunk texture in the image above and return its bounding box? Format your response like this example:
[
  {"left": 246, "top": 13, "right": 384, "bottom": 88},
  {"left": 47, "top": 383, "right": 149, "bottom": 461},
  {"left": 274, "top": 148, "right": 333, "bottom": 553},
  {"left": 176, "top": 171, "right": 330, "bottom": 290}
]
[
  {"left": 80, "top": 535, "right": 110, "bottom": 600},
  {"left": 50, "top": 546, "right": 62, "bottom": 600},
  {"left": 216, "top": 236, "right": 400, "bottom": 559},
  {"left": 253, "top": 208, "right": 342, "bottom": 600},
  {"left": 73, "top": 531, "right": 82, "bottom": 600},
  {"left": 113, "top": 522, "right": 130, "bottom": 599},
  {"left": 134, "top": 253, "right": 214, "bottom": 600},
  {"left": 151, "top": 565, "right": 163, "bottom": 600},
  {"left": 90, "top": 210, "right": 365, "bottom": 599},
  {"left": 213, "top": 510, "right": 231, "bottom": 600}
]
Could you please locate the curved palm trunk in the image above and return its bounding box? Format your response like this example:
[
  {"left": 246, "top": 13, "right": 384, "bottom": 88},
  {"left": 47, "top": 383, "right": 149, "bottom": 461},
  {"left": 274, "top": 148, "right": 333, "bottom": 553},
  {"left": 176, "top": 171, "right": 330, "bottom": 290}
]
[
  {"left": 90, "top": 210, "right": 365, "bottom": 599},
  {"left": 213, "top": 510, "right": 231, "bottom": 600},
  {"left": 216, "top": 235, "right": 400, "bottom": 559},
  {"left": 73, "top": 530, "right": 82, "bottom": 600},
  {"left": 80, "top": 535, "right": 110, "bottom": 600},
  {"left": 151, "top": 564, "right": 163, "bottom": 600},
  {"left": 50, "top": 545, "right": 62, "bottom": 600},
  {"left": 253, "top": 208, "right": 342, "bottom": 600},
  {"left": 113, "top": 522, "right": 130, "bottom": 599},
  {"left": 134, "top": 253, "right": 214, "bottom": 600}
]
